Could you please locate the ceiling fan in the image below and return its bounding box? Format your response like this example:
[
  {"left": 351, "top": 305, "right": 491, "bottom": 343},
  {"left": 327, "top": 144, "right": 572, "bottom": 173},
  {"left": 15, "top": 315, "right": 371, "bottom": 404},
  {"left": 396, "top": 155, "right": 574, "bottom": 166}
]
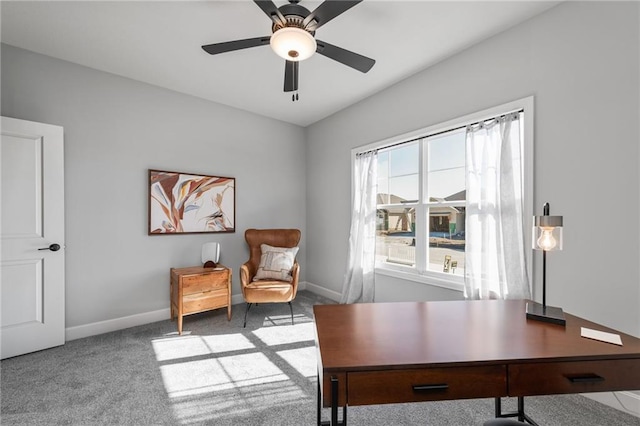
[{"left": 201, "top": 0, "right": 375, "bottom": 101}]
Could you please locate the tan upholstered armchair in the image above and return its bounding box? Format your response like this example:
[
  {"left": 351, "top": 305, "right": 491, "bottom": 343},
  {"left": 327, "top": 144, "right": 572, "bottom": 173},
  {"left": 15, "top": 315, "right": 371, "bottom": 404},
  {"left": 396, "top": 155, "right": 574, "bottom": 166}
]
[{"left": 240, "top": 228, "right": 301, "bottom": 328}]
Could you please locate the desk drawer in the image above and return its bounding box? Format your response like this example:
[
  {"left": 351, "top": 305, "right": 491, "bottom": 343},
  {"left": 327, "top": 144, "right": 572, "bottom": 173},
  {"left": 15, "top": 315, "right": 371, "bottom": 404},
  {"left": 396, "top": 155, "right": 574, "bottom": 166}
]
[
  {"left": 348, "top": 365, "right": 507, "bottom": 406},
  {"left": 183, "top": 290, "right": 228, "bottom": 314},
  {"left": 183, "top": 272, "right": 229, "bottom": 294},
  {"left": 509, "top": 359, "right": 640, "bottom": 396}
]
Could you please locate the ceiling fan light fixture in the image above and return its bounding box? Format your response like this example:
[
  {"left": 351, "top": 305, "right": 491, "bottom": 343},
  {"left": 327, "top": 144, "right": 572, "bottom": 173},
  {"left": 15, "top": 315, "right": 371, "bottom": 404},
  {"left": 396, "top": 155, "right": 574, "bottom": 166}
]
[{"left": 270, "top": 27, "right": 316, "bottom": 61}]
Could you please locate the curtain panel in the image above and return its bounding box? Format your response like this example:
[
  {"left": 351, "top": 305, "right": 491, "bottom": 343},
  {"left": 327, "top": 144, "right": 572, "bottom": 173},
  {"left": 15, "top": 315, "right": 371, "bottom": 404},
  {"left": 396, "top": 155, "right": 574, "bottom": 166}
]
[
  {"left": 464, "top": 113, "right": 530, "bottom": 300},
  {"left": 341, "top": 151, "right": 377, "bottom": 304}
]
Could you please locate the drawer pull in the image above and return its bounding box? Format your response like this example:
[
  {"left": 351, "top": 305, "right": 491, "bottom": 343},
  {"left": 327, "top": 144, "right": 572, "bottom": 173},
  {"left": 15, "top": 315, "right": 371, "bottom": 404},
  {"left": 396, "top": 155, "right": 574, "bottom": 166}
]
[
  {"left": 412, "top": 383, "right": 449, "bottom": 392},
  {"left": 566, "top": 374, "right": 604, "bottom": 383}
]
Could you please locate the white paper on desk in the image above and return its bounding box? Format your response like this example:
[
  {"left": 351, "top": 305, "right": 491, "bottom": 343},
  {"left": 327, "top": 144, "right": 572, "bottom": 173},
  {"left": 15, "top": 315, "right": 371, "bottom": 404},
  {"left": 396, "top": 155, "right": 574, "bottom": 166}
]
[{"left": 581, "top": 327, "right": 623, "bottom": 346}]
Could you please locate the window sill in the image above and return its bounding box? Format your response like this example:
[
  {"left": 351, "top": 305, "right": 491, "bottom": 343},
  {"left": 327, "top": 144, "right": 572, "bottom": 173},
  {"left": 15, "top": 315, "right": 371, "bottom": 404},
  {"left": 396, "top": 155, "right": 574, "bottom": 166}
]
[{"left": 375, "top": 266, "right": 464, "bottom": 293}]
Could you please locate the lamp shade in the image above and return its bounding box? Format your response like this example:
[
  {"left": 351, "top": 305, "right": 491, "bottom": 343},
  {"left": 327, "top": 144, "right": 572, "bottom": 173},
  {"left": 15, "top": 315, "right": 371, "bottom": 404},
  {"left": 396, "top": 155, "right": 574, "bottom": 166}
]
[
  {"left": 270, "top": 27, "right": 317, "bottom": 61},
  {"left": 532, "top": 215, "right": 563, "bottom": 251},
  {"left": 201, "top": 242, "right": 220, "bottom": 266},
  {"left": 527, "top": 202, "right": 566, "bottom": 325}
]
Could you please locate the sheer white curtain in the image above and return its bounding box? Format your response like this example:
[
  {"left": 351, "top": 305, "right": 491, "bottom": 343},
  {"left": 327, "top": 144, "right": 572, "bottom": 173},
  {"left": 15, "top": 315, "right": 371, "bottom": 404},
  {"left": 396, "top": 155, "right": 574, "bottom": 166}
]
[
  {"left": 341, "top": 151, "right": 377, "bottom": 304},
  {"left": 464, "top": 113, "right": 530, "bottom": 300}
]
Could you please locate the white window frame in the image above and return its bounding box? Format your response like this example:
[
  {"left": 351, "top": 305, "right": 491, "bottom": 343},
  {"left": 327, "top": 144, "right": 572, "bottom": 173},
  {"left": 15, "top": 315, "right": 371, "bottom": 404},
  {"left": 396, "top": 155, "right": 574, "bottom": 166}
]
[{"left": 351, "top": 97, "right": 534, "bottom": 292}]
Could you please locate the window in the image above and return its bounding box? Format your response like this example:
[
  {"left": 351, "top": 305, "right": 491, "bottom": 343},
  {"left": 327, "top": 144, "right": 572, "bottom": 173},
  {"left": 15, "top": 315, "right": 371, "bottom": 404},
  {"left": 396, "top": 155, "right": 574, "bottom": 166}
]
[
  {"left": 357, "top": 98, "right": 533, "bottom": 291},
  {"left": 376, "top": 128, "right": 467, "bottom": 279}
]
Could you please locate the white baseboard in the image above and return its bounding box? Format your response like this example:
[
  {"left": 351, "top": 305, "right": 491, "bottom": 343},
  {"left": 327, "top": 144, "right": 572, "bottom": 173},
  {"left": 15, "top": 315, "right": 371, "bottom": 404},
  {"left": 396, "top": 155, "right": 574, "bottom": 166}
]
[
  {"left": 231, "top": 281, "right": 340, "bottom": 305},
  {"left": 583, "top": 391, "right": 640, "bottom": 418},
  {"left": 65, "top": 308, "right": 171, "bottom": 341},
  {"left": 67, "top": 298, "right": 253, "bottom": 341},
  {"left": 231, "top": 293, "right": 245, "bottom": 306},
  {"left": 229, "top": 281, "right": 338, "bottom": 305},
  {"left": 65, "top": 282, "right": 340, "bottom": 341},
  {"left": 302, "top": 281, "right": 341, "bottom": 302}
]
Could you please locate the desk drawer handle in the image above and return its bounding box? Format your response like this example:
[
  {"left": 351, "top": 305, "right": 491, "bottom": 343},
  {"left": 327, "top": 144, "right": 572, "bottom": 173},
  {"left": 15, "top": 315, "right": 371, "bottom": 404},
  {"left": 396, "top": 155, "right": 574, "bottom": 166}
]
[
  {"left": 566, "top": 374, "right": 604, "bottom": 383},
  {"left": 412, "top": 384, "right": 449, "bottom": 392}
]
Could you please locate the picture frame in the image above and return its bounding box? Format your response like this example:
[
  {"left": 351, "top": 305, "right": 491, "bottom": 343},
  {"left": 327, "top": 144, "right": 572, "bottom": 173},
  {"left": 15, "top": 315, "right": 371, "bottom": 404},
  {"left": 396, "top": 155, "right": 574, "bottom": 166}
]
[
  {"left": 148, "top": 169, "right": 235, "bottom": 235},
  {"left": 443, "top": 255, "right": 451, "bottom": 273}
]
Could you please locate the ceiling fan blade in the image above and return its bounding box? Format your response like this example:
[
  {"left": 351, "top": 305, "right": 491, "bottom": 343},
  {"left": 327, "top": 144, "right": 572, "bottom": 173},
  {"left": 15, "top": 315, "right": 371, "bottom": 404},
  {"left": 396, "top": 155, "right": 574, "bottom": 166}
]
[
  {"left": 202, "top": 37, "right": 271, "bottom": 55},
  {"left": 253, "top": 0, "right": 286, "bottom": 26},
  {"left": 316, "top": 40, "right": 375, "bottom": 73},
  {"left": 284, "top": 60, "right": 299, "bottom": 92},
  {"left": 304, "top": 0, "right": 362, "bottom": 30}
]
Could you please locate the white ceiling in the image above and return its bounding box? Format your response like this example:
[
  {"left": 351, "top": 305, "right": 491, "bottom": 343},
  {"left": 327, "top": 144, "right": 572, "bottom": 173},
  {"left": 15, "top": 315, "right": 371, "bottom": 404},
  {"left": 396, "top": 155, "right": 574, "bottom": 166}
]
[{"left": 1, "top": 1, "right": 560, "bottom": 127}]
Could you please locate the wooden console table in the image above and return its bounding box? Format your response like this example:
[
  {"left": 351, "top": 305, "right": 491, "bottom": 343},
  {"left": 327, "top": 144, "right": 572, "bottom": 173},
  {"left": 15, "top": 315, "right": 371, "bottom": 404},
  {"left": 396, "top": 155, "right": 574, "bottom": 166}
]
[
  {"left": 314, "top": 300, "right": 640, "bottom": 425},
  {"left": 170, "top": 265, "right": 231, "bottom": 334}
]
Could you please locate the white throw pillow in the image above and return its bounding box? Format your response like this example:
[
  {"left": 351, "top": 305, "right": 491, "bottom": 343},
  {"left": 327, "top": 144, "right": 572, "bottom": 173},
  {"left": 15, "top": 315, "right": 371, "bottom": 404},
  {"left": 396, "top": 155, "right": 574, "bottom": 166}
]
[{"left": 254, "top": 244, "right": 299, "bottom": 282}]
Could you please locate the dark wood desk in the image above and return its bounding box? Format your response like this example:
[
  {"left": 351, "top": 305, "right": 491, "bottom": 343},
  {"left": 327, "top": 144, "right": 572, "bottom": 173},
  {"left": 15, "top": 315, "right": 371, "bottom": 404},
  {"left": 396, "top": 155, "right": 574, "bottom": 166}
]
[{"left": 314, "top": 300, "right": 640, "bottom": 425}]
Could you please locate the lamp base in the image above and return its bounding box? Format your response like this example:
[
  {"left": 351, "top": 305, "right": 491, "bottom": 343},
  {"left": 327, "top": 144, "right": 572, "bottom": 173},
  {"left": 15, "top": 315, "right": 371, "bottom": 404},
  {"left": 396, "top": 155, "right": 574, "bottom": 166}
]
[{"left": 526, "top": 302, "right": 566, "bottom": 326}]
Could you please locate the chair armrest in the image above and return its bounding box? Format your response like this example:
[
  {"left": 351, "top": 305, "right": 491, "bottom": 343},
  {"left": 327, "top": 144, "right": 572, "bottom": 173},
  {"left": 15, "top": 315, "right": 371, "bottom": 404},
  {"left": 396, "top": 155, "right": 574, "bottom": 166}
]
[
  {"left": 240, "top": 262, "right": 255, "bottom": 283},
  {"left": 290, "top": 261, "right": 300, "bottom": 299},
  {"left": 240, "top": 263, "right": 251, "bottom": 300}
]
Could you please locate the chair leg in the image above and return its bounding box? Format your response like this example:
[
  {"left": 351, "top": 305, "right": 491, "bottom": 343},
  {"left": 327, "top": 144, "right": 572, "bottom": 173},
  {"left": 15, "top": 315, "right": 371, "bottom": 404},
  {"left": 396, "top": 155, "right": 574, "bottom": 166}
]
[
  {"left": 288, "top": 301, "right": 294, "bottom": 325},
  {"left": 243, "top": 303, "right": 253, "bottom": 328}
]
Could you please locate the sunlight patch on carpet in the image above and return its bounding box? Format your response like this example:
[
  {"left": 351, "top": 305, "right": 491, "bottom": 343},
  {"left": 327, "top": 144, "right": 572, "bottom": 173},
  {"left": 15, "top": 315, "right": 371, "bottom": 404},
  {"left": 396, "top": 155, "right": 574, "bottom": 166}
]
[
  {"left": 170, "top": 380, "right": 311, "bottom": 424},
  {"left": 276, "top": 346, "right": 317, "bottom": 378},
  {"left": 160, "top": 352, "right": 288, "bottom": 398},
  {"left": 252, "top": 321, "right": 315, "bottom": 346},
  {"left": 152, "top": 333, "right": 255, "bottom": 362},
  {"left": 260, "top": 313, "right": 310, "bottom": 327}
]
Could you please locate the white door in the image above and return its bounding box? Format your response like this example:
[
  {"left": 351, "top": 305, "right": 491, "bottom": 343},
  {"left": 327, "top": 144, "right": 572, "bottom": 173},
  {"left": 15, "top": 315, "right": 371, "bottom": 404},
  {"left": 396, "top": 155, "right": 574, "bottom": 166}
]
[{"left": 1, "top": 116, "right": 65, "bottom": 359}]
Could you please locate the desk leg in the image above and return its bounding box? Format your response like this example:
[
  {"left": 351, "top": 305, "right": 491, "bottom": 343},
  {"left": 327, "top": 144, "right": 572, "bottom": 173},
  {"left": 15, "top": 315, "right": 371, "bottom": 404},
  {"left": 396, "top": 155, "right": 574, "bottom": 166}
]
[
  {"left": 518, "top": 397, "right": 525, "bottom": 422},
  {"left": 495, "top": 397, "right": 539, "bottom": 426},
  {"left": 331, "top": 377, "right": 338, "bottom": 425},
  {"left": 317, "top": 378, "right": 321, "bottom": 426},
  {"left": 318, "top": 374, "right": 347, "bottom": 426}
]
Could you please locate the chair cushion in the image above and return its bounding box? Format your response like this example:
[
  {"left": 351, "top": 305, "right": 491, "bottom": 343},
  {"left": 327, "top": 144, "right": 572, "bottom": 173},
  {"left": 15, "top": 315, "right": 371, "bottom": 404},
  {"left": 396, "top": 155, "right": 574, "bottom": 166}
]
[
  {"left": 254, "top": 244, "right": 299, "bottom": 282},
  {"left": 244, "top": 280, "right": 295, "bottom": 303}
]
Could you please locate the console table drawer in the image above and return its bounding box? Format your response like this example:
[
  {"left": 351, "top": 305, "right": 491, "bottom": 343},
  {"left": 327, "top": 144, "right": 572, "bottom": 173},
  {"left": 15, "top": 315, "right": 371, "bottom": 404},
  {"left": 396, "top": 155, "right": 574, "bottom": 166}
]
[
  {"left": 348, "top": 365, "right": 507, "bottom": 406},
  {"left": 509, "top": 359, "right": 640, "bottom": 396},
  {"left": 183, "top": 291, "right": 228, "bottom": 314},
  {"left": 183, "top": 271, "right": 229, "bottom": 294}
]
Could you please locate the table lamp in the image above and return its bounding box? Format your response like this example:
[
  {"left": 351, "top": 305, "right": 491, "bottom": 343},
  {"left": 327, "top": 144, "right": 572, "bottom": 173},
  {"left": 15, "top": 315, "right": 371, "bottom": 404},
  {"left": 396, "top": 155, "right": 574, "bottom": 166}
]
[
  {"left": 526, "top": 202, "right": 566, "bottom": 325},
  {"left": 202, "top": 242, "right": 220, "bottom": 268}
]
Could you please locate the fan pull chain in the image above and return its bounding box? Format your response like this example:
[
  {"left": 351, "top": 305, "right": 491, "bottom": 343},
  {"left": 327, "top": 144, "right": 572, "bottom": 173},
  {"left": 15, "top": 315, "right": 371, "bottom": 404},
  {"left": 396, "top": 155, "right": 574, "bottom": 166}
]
[{"left": 291, "top": 91, "right": 300, "bottom": 102}]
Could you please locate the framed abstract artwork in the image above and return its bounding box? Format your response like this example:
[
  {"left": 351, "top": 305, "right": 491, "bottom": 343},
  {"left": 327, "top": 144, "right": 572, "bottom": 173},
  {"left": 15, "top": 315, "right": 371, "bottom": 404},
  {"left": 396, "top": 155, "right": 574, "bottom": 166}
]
[{"left": 148, "top": 169, "right": 235, "bottom": 235}]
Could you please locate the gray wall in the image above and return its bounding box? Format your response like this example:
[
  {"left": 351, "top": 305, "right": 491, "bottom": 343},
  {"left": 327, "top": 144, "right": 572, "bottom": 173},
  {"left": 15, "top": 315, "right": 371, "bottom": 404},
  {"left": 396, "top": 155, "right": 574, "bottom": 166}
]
[
  {"left": 1, "top": 44, "right": 307, "bottom": 330},
  {"left": 306, "top": 1, "right": 640, "bottom": 337},
  {"left": 2, "top": 2, "right": 639, "bottom": 339}
]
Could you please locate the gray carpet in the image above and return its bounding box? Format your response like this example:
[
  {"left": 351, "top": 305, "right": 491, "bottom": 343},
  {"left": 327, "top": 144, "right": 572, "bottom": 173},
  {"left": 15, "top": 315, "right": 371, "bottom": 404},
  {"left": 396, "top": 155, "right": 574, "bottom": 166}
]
[{"left": 1, "top": 291, "right": 639, "bottom": 425}]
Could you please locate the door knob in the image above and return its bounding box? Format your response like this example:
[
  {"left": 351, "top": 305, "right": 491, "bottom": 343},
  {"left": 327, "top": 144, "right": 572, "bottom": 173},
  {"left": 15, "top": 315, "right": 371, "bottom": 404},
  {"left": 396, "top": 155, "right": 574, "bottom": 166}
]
[{"left": 38, "top": 243, "right": 61, "bottom": 251}]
